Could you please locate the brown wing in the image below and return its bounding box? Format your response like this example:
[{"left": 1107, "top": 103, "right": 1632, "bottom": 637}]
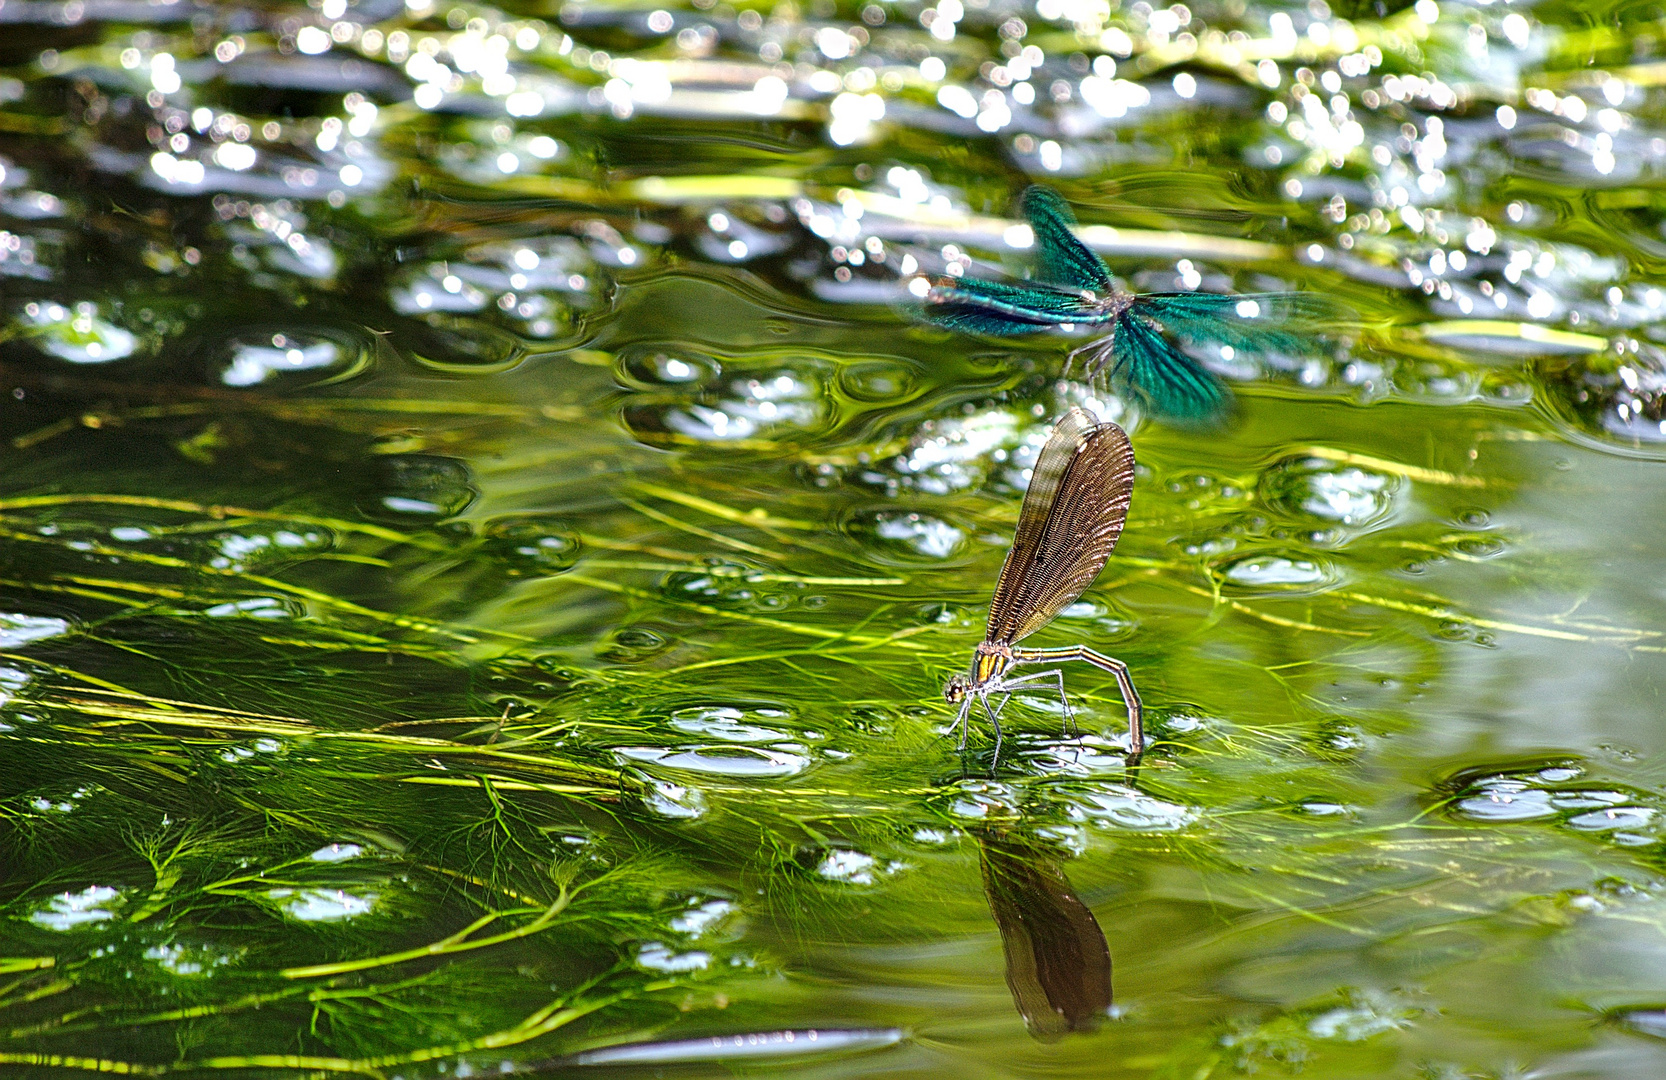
[
  {"left": 979, "top": 832, "right": 1112, "bottom": 1040},
  {"left": 984, "top": 410, "right": 1135, "bottom": 646}
]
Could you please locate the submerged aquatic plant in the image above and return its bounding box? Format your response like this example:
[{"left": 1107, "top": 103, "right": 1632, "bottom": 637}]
[{"left": 923, "top": 187, "right": 1337, "bottom": 421}]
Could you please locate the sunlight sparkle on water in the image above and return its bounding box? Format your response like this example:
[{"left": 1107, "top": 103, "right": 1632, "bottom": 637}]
[{"left": 32, "top": 886, "right": 121, "bottom": 930}]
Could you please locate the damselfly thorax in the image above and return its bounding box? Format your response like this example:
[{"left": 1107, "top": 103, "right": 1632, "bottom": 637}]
[
  {"left": 943, "top": 642, "right": 1016, "bottom": 704},
  {"left": 1072, "top": 289, "right": 1135, "bottom": 319}
]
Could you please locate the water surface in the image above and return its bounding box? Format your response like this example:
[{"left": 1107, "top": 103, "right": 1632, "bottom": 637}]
[{"left": 2, "top": 0, "right": 1666, "bottom": 1076}]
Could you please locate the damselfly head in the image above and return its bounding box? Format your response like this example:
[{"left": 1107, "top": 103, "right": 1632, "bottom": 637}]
[{"left": 944, "top": 672, "right": 971, "bottom": 704}]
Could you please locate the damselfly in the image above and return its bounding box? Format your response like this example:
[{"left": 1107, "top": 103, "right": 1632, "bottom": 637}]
[
  {"left": 944, "top": 405, "right": 1142, "bottom": 757},
  {"left": 923, "top": 185, "right": 1334, "bottom": 421}
]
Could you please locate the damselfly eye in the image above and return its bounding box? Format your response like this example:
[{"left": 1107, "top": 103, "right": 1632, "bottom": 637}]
[{"left": 944, "top": 674, "right": 969, "bottom": 703}]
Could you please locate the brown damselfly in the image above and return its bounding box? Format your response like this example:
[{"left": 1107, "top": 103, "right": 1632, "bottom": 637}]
[{"left": 944, "top": 405, "right": 1143, "bottom": 758}]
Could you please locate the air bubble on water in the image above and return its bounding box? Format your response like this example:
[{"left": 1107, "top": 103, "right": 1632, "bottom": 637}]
[
  {"left": 391, "top": 264, "right": 489, "bottom": 314},
  {"left": 143, "top": 943, "right": 232, "bottom": 976},
  {"left": 270, "top": 888, "right": 375, "bottom": 922},
  {"left": 1549, "top": 790, "right": 1628, "bottom": 810},
  {"left": 1222, "top": 555, "right": 1336, "bottom": 591},
  {"left": 670, "top": 706, "right": 790, "bottom": 743},
  {"left": 31, "top": 885, "right": 122, "bottom": 930},
  {"left": 893, "top": 410, "right": 1021, "bottom": 493},
  {"left": 1070, "top": 785, "right": 1196, "bottom": 831},
  {"left": 1304, "top": 468, "right": 1390, "bottom": 523},
  {"left": 816, "top": 849, "right": 876, "bottom": 884},
  {"left": 223, "top": 335, "right": 340, "bottom": 386},
  {"left": 209, "top": 530, "right": 327, "bottom": 571},
  {"left": 642, "top": 779, "right": 707, "bottom": 820},
  {"left": 0, "top": 613, "right": 69, "bottom": 648},
  {"left": 203, "top": 597, "right": 290, "bottom": 619},
  {"left": 372, "top": 456, "right": 477, "bottom": 520},
  {"left": 670, "top": 899, "right": 734, "bottom": 935},
  {"left": 0, "top": 665, "right": 30, "bottom": 710},
  {"left": 616, "top": 746, "right": 808, "bottom": 778},
  {"left": 1305, "top": 989, "right": 1419, "bottom": 1042},
  {"left": 20, "top": 302, "right": 135, "bottom": 363},
  {"left": 1567, "top": 807, "right": 1655, "bottom": 832},
  {"left": 662, "top": 371, "right": 819, "bottom": 441},
  {"left": 1263, "top": 458, "right": 1397, "bottom": 530},
  {"left": 310, "top": 843, "right": 364, "bottom": 862},
  {"left": 637, "top": 942, "right": 711, "bottom": 971},
  {"left": 483, "top": 516, "right": 579, "bottom": 575},
  {"left": 873, "top": 513, "right": 963, "bottom": 558}
]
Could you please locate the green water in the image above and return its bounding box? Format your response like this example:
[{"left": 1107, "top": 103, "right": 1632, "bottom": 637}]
[{"left": 2, "top": 0, "right": 1666, "bottom": 1075}]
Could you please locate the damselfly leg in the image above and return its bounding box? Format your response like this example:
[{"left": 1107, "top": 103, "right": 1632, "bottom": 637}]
[
  {"left": 1009, "top": 646, "right": 1143, "bottom": 757},
  {"left": 1063, "top": 337, "right": 1104, "bottom": 380},
  {"left": 947, "top": 689, "right": 1005, "bottom": 752},
  {"left": 948, "top": 693, "right": 975, "bottom": 751},
  {"left": 978, "top": 692, "right": 1004, "bottom": 752},
  {"left": 983, "top": 669, "right": 1077, "bottom": 737}
]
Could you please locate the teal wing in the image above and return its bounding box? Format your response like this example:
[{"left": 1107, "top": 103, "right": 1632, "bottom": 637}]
[
  {"left": 1137, "top": 291, "right": 1340, "bottom": 355},
  {"left": 1106, "top": 308, "right": 1230, "bottom": 422},
  {"left": 1088, "top": 291, "right": 1344, "bottom": 422},
  {"left": 924, "top": 276, "right": 1106, "bottom": 336},
  {"left": 1020, "top": 186, "right": 1113, "bottom": 294}
]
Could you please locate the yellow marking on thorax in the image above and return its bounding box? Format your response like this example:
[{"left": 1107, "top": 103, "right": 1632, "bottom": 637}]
[{"left": 974, "top": 652, "right": 1008, "bottom": 685}]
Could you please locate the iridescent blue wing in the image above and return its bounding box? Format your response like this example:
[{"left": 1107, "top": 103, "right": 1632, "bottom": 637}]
[
  {"left": 1020, "top": 186, "right": 1114, "bottom": 293},
  {"left": 1088, "top": 291, "right": 1344, "bottom": 421},
  {"left": 1136, "top": 292, "right": 1339, "bottom": 356},
  {"left": 923, "top": 276, "right": 1104, "bottom": 336},
  {"left": 1102, "top": 308, "right": 1229, "bottom": 422}
]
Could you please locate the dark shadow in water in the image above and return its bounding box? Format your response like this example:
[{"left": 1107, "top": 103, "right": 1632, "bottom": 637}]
[{"left": 977, "top": 829, "right": 1113, "bottom": 1041}]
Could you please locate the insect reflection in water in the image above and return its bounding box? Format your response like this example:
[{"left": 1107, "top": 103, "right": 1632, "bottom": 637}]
[{"left": 979, "top": 827, "right": 1114, "bottom": 1041}]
